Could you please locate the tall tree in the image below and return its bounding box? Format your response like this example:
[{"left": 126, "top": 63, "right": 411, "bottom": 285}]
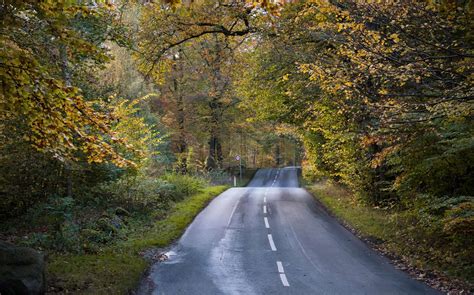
[
  {"left": 237, "top": 0, "right": 473, "bottom": 203},
  {"left": 1, "top": 1, "right": 136, "bottom": 167}
]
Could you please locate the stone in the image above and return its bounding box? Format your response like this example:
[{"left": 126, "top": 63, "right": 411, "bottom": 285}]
[{"left": 0, "top": 241, "right": 45, "bottom": 295}]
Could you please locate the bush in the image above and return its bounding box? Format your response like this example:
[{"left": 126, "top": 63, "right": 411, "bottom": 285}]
[
  {"left": 29, "top": 195, "right": 75, "bottom": 226},
  {"left": 161, "top": 173, "right": 206, "bottom": 201},
  {"left": 18, "top": 196, "right": 83, "bottom": 253},
  {"left": 197, "top": 169, "right": 231, "bottom": 185},
  {"left": 96, "top": 176, "right": 175, "bottom": 210},
  {"left": 11, "top": 173, "right": 210, "bottom": 254},
  {"left": 97, "top": 173, "right": 206, "bottom": 208},
  {"left": 390, "top": 195, "right": 474, "bottom": 280},
  {"left": 302, "top": 159, "right": 326, "bottom": 183}
]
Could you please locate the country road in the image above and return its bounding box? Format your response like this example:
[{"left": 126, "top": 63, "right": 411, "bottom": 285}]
[{"left": 138, "top": 167, "right": 439, "bottom": 295}]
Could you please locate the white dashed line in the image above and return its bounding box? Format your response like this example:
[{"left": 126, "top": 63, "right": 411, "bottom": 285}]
[
  {"left": 280, "top": 273, "right": 290, "bottom": 287},
  {"left": 264, "top": 197, "right": 267, "bottom": 203},
  {"left": 277, "top": 261, "right": 290, "bottom": 287},
  {"left": 276, "top": 261, "right": 284, "bottom": 273},
  {"left": 264, "top": 217, "right": 270, "bottom": 228},
  {"left": 267, "top": 234, "right": 277, "bottom": 251},
  {"left": 263, "top": 205, "right": 267, "bottom": 214}
]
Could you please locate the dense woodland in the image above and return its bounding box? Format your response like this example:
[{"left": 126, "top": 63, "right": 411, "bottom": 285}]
[{"left": 0, "top": 0, "right": 473, "bottom": 293}]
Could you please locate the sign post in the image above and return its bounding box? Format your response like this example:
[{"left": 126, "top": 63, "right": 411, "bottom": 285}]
[{"left": 235, "top": 155, "right": 242, "bottom": 185}]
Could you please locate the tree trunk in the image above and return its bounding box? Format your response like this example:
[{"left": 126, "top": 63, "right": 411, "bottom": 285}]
[
  {"left": 173, "top": 53, "right": 187, "bottom": 174},
  {"left": 205, "top": 36, "right": 225, "bottom": 171},
  {"left": 61, "top": 44, "right": 73, "bottom": 198},
  {"left": 275, "top": 141, "right": 281, "bottom": 167},
  {"left": 206, "top": 133, "right": 223, "bottom": 170}
]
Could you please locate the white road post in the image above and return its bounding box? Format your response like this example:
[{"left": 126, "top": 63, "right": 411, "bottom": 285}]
[
  {"left": 235, "top": 155, "right": 242, "bottom": 186},
  {"left": 239, "top": 156, "right": 242, "bottom": 184}
]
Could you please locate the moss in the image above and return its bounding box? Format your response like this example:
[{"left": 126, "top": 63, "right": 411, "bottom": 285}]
[
  {"left": 47, "top": 253, "right": 146, "bottom": 294},
  {"left": 46, "top": 186, "right": 228, "bottom": 294}
]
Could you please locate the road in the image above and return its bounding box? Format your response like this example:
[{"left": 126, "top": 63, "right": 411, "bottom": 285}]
[{"left": 138, "top": 167, "right": 438, "bottom": 295}]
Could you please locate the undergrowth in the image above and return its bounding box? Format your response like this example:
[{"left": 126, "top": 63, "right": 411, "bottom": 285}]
[{"left": 46, "top": 185, "right": 227, "bottom": 294}]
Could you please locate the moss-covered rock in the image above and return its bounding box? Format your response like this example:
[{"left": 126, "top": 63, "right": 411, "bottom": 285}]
[{"left": 0, "top": 241, "right": 45, "bottom": 295}]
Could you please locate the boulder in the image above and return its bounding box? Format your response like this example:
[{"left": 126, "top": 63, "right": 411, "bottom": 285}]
[{"left": 0, "top": 241, "right": 45, "bottom": 295}]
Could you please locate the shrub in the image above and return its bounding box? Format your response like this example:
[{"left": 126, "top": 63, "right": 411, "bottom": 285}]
[
  {"left": 14, "top": 173, "right": 210, "bottom": 254},
  {"left": 161, "top": 173, "right": 206, "bottom": 201},
  {"left": 96, "top": 176, "right": 175, "bottom": 210},
  {"left": 197, "top": 169, "right": 231, "bottom": 185},
  {"left": 302, "top": 159, "right": 326, "bottom": 183}
]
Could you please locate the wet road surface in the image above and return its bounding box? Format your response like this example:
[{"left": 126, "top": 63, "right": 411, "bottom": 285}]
[{"left": 138, "top": 167, "right": 438, "bottom": 295}]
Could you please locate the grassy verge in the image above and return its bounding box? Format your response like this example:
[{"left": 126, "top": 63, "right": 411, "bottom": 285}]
[
  {"left": 47, "top": 185, "right": 228, "bottom": 294},
  {"left": 307, "top": 181, "right": 472, "bottom": 293}
]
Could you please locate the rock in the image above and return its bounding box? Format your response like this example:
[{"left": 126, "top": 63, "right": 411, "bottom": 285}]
[
  {"left": 115, "top": 207, "right": 131, "bottom": 217},
  {"left": 0, "top": 241, "right": 45, "bottom": 295}
]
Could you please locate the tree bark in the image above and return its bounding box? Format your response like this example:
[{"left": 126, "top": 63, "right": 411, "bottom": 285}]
[
  {"left": 173, "top": 52, "right": 188, "bottom": 174},
  {"left": 275, "top": 140, "right": 281, "bottom": 167},
  {"left": 206, "top": 133, "right": 222, "bottom": 170},
  {"left": 60, "top": 44, "right": 73, "bottom": 198}
]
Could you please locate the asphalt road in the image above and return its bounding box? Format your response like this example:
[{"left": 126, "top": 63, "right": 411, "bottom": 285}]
[{"left": 138, "top": 167, "right": 438, "bottom": 295}]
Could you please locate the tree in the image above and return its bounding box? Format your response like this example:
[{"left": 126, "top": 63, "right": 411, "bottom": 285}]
[
  {"left": 237, "top": 0, "right": 473, "bottom": 204},
  {"left": 1, "top": 1, "right": 164, "bottom": 215},
  {"left": 1, "top": 1, "right": 135, "bottom": 167}
]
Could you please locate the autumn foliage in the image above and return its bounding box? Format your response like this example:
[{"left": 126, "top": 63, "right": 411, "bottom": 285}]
[
  {"left": 237, "top": 0, "right": 473, "bottom": 282},
  {"left": 0, "top": 0, "right": 472, "bottom": 288}
]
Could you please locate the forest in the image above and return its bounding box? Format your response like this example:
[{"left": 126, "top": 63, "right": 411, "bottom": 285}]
[{"left": 0, "top": 0, "right": 472, "bottom": 294}]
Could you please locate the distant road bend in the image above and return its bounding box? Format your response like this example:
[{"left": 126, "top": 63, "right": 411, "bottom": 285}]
[{"left": 138, "top": 167, "right": 439, "bottom": 295}]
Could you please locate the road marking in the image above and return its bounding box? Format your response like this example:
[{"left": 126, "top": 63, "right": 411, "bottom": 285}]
[
  {"left": 276, "top": 260, "right": 290, "bottom": 287},
  {"left": 267, "top": 234, "right": 277, "bottom": 251},
  {"left": 276, "top": 261, "right": 284, "bottom": 273},
  {"left": 264, "top": 217, "right": 270, "bottom": 228},
  {"left": 263, "top": 205, "right": 267, "bottom": 214},
  {"left": 264, "top": 197, "right": 266, "bottom": 203},
  {"left": 279, "top": 273, "right": 290, "bottom": 287}
]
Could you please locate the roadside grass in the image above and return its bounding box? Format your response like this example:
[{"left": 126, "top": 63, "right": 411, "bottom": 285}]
[
  {"left": 47, "top": 185, "right": 228, "bottom": 294},
  {"left": 307, "top": 181, "right": 473, "bottom": 292}
]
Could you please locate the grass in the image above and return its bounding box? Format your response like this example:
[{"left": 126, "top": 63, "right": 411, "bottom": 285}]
[{"left": 47, "top": 185, "right": 228, "bottom": 294}]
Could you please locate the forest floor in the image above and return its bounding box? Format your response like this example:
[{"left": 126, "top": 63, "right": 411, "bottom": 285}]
[{"left": 307, "top": 181, "right": 473, "bottom": 294}]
